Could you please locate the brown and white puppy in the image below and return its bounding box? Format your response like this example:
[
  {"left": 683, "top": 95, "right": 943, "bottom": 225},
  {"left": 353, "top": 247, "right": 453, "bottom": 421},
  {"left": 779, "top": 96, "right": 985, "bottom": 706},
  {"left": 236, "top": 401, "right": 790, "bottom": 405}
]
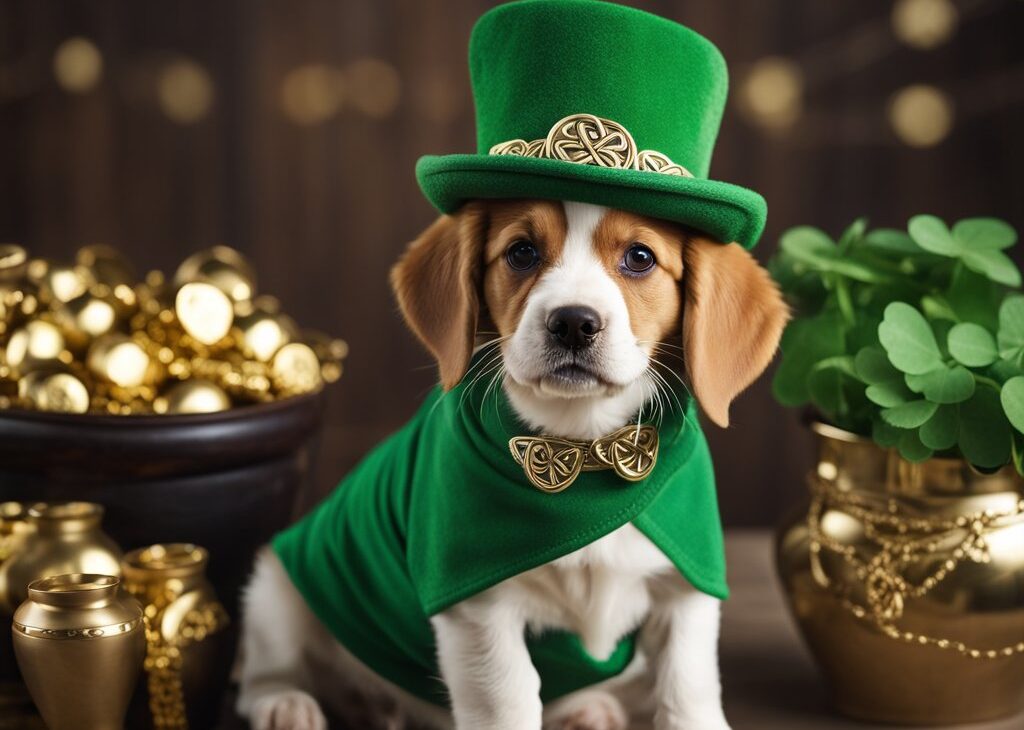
[{"left": 237, "top": 200, "right": 787, "bottom": 730}]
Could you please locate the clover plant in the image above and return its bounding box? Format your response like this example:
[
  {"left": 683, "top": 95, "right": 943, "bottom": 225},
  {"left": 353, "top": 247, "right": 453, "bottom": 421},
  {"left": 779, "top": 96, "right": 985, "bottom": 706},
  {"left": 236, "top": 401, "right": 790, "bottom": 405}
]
[{"left": 769, "top": 214, "right": 1024, "bottom": 472}]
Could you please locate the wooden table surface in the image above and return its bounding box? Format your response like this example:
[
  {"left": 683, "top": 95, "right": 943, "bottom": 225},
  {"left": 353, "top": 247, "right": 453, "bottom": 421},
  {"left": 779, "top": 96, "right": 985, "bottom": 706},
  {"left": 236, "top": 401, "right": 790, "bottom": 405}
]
[{"left": 5, "top": 531, "right": 1021, "bottom": 729}]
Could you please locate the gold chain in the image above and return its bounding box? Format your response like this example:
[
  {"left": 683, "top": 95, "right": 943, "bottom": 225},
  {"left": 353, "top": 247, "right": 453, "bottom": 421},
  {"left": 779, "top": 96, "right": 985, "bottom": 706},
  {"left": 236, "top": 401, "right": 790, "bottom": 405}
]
[
  {"left": 807, "top": 476, "right": 1024, "bottom": 659},
  {"left": 142, "top": 591, "right": 229, "bottom": 729}
]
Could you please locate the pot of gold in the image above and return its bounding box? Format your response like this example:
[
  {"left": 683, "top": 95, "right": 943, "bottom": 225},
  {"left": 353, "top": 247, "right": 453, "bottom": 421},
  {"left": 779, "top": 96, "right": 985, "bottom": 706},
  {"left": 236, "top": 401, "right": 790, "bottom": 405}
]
[
  {"left": 122, "top": 543, "right": 232, "bottom": 730},
  {"left": 777, "top": 423, "right": 1024, "bottom": 725}
]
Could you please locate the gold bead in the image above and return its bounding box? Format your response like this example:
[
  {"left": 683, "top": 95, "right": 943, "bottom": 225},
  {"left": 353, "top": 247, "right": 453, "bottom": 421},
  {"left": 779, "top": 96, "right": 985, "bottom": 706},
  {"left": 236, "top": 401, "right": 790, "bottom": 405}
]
[
  {"left": 21, "top": 370, "right": 90, "bottom": 413},
  {"left": 173, "top": 246, "right": 256, "bottom": 302},
  {"left": 6, "top": 320, "right": 66, "bottom": 372},
  {"left": 271, "top": 342, "right": 322, "bottom": 395},
  {"left": 153, "top": 379, "right": 230, "bottom": 414},
  {"left": 87, "top": 333, "right": 152, "bottom": 387},
  {"left": 175, "top": 282, "right": 233, "bottom": 345}
]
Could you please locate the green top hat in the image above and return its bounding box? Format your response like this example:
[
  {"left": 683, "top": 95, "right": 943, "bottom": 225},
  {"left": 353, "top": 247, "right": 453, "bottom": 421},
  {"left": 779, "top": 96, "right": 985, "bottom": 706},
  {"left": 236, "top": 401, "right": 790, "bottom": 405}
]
[{"left": 416, "top": 0, "right": 766, "bottom": 249}]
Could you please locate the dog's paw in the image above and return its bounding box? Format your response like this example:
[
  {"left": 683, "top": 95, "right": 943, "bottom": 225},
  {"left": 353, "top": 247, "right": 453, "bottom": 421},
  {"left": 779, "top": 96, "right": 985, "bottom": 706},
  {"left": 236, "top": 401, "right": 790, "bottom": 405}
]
[
  {"left": 544, "top": 691, "right": 628, "bottom": 730},
  {"left": 251, "top": 690, "right": 328, "bottom": 730}
]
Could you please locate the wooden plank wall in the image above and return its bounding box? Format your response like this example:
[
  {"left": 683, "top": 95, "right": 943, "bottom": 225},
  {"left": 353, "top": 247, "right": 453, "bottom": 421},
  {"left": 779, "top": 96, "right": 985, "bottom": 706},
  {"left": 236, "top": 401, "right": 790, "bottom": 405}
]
[{"left": 1, "top": 0, "right": 1022, "bottom": 525}]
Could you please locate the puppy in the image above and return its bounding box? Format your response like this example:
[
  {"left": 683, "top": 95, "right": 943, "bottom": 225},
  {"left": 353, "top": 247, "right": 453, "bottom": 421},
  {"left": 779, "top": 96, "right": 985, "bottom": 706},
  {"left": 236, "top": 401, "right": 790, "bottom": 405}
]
[{"left": 236, "top": 199, "right": 787, "bottom": 730}]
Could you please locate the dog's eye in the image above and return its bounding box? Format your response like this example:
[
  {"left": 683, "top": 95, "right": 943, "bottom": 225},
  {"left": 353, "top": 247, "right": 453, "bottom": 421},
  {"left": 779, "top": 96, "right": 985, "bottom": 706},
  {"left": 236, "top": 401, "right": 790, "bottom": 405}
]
[
  {"left": 622, "top": 243, "right": 656, "bottom": 274},
  {"left": 505, "top": 239, "right": 540, "bottom": 271}
]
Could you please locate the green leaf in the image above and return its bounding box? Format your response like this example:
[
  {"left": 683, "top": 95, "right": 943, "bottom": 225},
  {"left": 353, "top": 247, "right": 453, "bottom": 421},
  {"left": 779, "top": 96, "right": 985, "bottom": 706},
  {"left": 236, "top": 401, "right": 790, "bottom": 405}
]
[
  {"left": 779, "top": 226, "right": 887, "bottom": 283},
  {"left": 898, "top": 429, "right": 933, "bottom": 462},
  {"left": 904, "top": 365, "right": 975, "bottom": 404},
  {"left": 837, "top": 218, "right": 867, "bottom": 252},
  {"left": 855, "top": 346, "right": 900, "bottom": 384},
  {"left": 959, "top": 387, "right": 1012, "bottom": 469},
  {"left": 881, "top": 400, "right": 939, "bottom": 428},
  {"left": 808, "top": 367, "right": 845, "bottom": 419},
  {"left": 947, "top": 323, "right": 998, "bottom": 367},
  {"left": 864, "top": 228, "right": 921, "bottom": 255},
  {"left": 1001, "top": 376, "right": 1024, "bottom": 434},
  {"left": 946, "top": 266, "right": 1000, "bottom": 332},
  {"left": 908, "top": 215, "right": 959, "bottom": 256},
  {"left": 952, "top": 218, "right": 1017, "bottom": 251},
  {"left": 813, "top": 355, "right": 859, "bottom": 379},
  {"left": 962, "top": 248, "right": 1022, "bottom": 287},
  {"left": 866, "top": 382, "right": 910, "bottom": 407},
  {"left": 772, "top": 309, "right": 846, "bottom": 406},
  {"left": 921, "top": 295, "right": 957, "bottom": 322},
  {"left": 878, "top": 302, "right": 943, "bottom": 374},
  {"left": 872, "top": 418, "right": 903, "bottom": 448},
  {"left": 991, "top": 358, "right": 1024, "bottom": 384},
  {"left": 920, "top": 404, "right": 958, "bottom": 450},
  {"left": 998, "top": 296, "right": 1024, "bottom": 363}
]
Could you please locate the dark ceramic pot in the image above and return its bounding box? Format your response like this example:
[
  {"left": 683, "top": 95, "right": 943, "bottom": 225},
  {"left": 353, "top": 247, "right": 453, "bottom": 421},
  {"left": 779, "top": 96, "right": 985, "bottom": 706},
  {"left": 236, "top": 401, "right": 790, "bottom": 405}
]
[{"left": 0, "top": 392, "right": 326, "bottom": 725}]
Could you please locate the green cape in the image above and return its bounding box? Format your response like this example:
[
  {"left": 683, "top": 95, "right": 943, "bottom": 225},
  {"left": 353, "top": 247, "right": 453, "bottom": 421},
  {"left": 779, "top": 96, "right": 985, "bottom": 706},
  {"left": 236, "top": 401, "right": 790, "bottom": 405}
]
[{"left": 272, "top": 379, "right": 725, "bottom": 706}]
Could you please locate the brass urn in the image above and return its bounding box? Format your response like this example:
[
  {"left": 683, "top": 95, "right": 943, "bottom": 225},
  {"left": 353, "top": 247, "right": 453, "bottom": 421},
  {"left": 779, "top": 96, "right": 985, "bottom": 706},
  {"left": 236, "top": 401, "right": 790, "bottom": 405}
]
[
  {"left": 122, "top": 543, "right": 232, "bottom": 730},
  {"left": 0, "top": 501, "right": 122, "bottom": 615},
  {"left": 12, "top": 573, "right": 145, "bottom": 730},
  {"left": 776, "top": 423, "right": 1024, "bottom": 725}
]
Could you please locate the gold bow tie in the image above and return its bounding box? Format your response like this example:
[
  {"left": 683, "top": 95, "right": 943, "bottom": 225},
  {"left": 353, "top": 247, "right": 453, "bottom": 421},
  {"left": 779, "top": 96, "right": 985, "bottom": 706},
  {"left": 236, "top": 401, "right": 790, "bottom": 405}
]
[{"left": 509, "top": 425, "right": 659, "bottom": 493}]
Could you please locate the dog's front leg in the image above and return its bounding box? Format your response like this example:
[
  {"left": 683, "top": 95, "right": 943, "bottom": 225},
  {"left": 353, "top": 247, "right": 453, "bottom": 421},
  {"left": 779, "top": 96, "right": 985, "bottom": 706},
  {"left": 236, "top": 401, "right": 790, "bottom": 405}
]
[
  {"left": 644, "top": 580, "right": 730, "bottom": 730},
  {"left": 432, "top": 600, "right": 543, "bottom": 730}
]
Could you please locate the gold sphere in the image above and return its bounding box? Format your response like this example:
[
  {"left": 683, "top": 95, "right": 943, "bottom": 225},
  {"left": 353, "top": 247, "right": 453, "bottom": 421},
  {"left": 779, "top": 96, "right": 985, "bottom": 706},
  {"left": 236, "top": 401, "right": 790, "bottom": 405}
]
[
  {"left": 87, "top": 333, "right": 151, "bottom": 388},
  {"left": 6, "top": 320, "right": 66, "bottom": 371},
  {"left": 173, "top": 246, "right": 256, "bottom": 302},
  {"left": 272, "top": 342, "right": 322, "bottom": 395},
  {"left": 175, "top": 282, "right": 234, "bottom": 345},
  {"left": 53, "top": 292, "right": 118, "bottom": 348},
  {"left": 0, "top": 244, "right": 28, "bottom": 280},
  {"left": 153, "top": 379, "right": 231, "bottom": 414},
  {"left": 233, "top": 308, "right": 295, "bottom": 362},
  {"left": 20, "top": 370, "right": 90, "bottom": 413}
]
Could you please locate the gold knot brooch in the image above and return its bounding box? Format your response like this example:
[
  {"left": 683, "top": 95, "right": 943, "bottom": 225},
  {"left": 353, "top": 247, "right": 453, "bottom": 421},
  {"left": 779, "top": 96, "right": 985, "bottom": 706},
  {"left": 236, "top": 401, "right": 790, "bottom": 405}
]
[
  {"left": 489, "top": 113, "right": 694, "bottom": 178},
  {"left": 509, "top": 424, "right": 659, "bottom": 493}
]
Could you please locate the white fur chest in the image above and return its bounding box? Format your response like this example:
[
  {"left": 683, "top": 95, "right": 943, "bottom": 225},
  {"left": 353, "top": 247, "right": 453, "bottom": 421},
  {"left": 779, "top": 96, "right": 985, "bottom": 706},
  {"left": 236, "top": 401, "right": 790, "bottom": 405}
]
[{"left": 479, "top": 523, "right": 673, "bottom": 661}]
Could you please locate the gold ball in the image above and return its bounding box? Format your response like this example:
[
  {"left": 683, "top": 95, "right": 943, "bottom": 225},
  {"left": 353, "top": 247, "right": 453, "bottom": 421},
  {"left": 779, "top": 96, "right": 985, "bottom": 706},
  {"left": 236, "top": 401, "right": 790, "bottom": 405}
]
[
  {"left": 175, "top": 282, "right": 234, "bottom": 345},
  {"left": 53, "top": 292, "right": 118, "bottom": 346},
  {"left": 173, "top": 246, "right": 256, "bottom": 302},
  {"left": 272, "top": 342, "right": 322, "bottom": 394},
  {"left": 0, "top": 244, "right": 28, "bottom": 281},
  {"left": 76, "top": 244, "right": 137, "bottom": 289},
  {"left": 233, "top": 308, "right": 295, "bottom": 362},
  {"left": 6, "top": 320, "right": 66, "bottom": 371},
  {"left": 153, "top": 379, "right": 231, "bottom": 415},
  {"left": 21, "top": 371, "right": 90, "bottom": 413},
  {"left": 87, "top": 333, "right": 151, "bottom": 387},
  {"left": 30, "top": 261, "right": 93, "bottom": 304}
]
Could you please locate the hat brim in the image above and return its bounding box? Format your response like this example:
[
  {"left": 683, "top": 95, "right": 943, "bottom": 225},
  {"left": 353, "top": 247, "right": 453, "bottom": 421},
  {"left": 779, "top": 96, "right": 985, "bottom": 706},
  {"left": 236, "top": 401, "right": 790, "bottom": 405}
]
[{"left": 416, "top": 154, "right": 766, "bottom": 249}]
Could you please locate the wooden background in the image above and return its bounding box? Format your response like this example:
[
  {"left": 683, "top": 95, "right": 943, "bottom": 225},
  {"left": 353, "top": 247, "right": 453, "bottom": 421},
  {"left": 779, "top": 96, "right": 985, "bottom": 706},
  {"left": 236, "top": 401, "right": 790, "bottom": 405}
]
[{"left": 2, "top": 0, "right": 1023, "bottom": 526}]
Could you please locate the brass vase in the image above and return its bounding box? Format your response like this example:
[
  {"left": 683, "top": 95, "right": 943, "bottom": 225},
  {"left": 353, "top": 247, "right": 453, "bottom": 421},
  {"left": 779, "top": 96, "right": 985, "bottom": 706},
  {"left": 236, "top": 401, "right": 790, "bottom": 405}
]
[
  {"left": 0, "top": 501, "right": 123, "bottom": 615},
  {"left": 122, "top": 543, "right": 232, "bottom": 730},
  {"left": 776, "top": 423, "right": 1024, "bottom": 725},
  {"left": 12, "top": 573, "right": 146, "bottom": 730}
]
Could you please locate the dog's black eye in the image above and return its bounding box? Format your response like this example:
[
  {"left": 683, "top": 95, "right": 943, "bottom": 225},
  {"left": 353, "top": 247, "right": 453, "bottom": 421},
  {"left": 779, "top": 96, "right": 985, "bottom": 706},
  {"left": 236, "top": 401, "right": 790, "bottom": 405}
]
[
  {"left": 622, "top": 243, "right": 656, "bottom": 274},
  {"left": 505, "top": 239, "right": 540, "bottom": 271}
]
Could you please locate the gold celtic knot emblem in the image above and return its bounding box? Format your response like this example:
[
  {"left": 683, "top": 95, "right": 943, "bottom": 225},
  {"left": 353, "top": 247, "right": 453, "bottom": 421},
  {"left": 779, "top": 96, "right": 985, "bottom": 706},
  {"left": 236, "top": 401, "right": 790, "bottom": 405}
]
[
  {"left": 509, "top": 424, "right": 659, "bottom": 493},
  {"left": 489, "top": 113, "right": 694, "bottom": 178}
]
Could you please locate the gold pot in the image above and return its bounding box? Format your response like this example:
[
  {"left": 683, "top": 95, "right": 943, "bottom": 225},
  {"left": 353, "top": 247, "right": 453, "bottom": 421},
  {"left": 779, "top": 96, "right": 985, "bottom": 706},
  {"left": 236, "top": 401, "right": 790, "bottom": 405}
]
[
  {"left": 12, "top": 573, "right": 145, "bottom": 730},
  {"left": 121, "top": 543, "right": 232, "bottom": 730},
  {"left": 0, "top": 502, "right": 36, "bottom": 566},
  {"left": 776, "top": 422, "right": 1024, "bottom": 725},
  {"left": 0, "top": 502, "right": 122, "bottom": 615}
]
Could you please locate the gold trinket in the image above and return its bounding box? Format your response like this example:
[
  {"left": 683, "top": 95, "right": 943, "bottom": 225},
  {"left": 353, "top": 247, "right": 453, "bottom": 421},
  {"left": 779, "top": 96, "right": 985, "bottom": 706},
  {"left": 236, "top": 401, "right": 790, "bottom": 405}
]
[
  {"left": 88, "top": 333, "right": 152, "bottom": 387},
  {"left": 175, "top": 282, "right": 234, "bottom": 346},
  {"left": 53, "top": 291, "right": 119, "bottom": 348},
  {"left": 173, "top": 246, "right": 257, "bottom": 302},
  {"left": 20, "top": 371, "right": 90, "bottom": 413},
  {"left": 29, "top": 260, "right": 92, "bottom": 304},
  {"left": 233, "top": 306, "right": 296, "bottom": 362},
  {"left": 0, "top": 244, "right": 28, "bottom": 281},
  {"left": 154, "top": 379, "right": 231, "bottom": 414},
  {"left": 509, "top": 424, "right": 659, "bottom": 492},
  {"left": 272, "top": 342, "right": 322, "bottom": 394},
  {"left": 12, "top": 574, "right": 145, "bottom": 730},
  {"left": 5, "top": 320, "right": 65, "bottom": 373}
]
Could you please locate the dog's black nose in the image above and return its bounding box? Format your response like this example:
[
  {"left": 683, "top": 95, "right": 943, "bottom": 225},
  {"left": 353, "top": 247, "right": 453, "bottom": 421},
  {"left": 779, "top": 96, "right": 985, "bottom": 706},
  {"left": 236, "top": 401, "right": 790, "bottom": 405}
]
[{"left": 546, "top": 306, "right": 603, "bottom": 349}]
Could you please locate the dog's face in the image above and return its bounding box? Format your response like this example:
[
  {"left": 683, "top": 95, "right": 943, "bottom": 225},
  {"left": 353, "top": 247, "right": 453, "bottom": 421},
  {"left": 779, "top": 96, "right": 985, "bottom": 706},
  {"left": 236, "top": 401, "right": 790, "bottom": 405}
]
[{"left": 391, "top": 199, "right": 787, "bottom": 427}]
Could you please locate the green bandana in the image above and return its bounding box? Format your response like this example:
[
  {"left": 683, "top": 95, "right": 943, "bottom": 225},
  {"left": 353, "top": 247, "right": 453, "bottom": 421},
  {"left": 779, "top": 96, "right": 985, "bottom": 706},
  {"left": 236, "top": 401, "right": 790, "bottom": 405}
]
[{"left": 272, "top": 377, "right": 725, "bottom": 706}]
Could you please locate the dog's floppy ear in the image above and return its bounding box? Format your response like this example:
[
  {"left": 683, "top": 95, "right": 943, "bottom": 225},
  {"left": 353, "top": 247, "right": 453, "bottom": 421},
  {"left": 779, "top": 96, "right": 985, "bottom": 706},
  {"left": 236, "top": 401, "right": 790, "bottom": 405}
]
[
  {"left": 682, "top": 236, "right": 789, "bottom": 427},
  {"left": 391, "top": 203, "right": 488, "bottom": 390}
]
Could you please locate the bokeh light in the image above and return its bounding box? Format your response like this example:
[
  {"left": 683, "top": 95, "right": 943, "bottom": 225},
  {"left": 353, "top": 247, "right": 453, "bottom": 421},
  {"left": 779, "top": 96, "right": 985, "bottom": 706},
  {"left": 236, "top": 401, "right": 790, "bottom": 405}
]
[
  {"left": 280, "top": 64, "right": 344, "bottom": 125},
  {"left": 888, "top": 84, "right": 954, "bottom": 147},
  {"left": 52, "top": 37, "right": 103, "bottom": 93},
  {"left": 345, "top": 59, "right": 401, "bottom": 119},
  {"left": 157, "top": 58, "right": 214, "bottom": 124},
  {"left": 738, "top": 57, "right": 804, "bottom": 131},
  {"left": 892, "top": 0, "right": 959, "bottom": 50}
]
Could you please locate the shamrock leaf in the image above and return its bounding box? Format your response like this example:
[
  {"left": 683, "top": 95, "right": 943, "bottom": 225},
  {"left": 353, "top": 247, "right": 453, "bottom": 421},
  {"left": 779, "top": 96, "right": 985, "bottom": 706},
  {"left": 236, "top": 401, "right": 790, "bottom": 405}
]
[
  {"left": 780, "top": 227, "right": 887, "bottom": 283},
  {"left": 997, "top": 296, "right": 1024, "bottom": 365},
  {"left": 772, "top": 309, "right": 845, "bottom": 406},
  {"left": 863, "top": 228, "right": 921, "bottom": 255},
  {"left": 920, "top": 404, "right": 958, "bottom": 450},
  {"left": 947, "top": 323, "right": 998, "bottom": 367},
  {"left": 946, "top": 266, "right": 1000, "bottom": 332},
  {"left": 952, "top": 218, "right": 1017, "bottom": 251},
  {"left": 908, "top": 215, "right": 1022, "bottom": 286},
  {"left": 872, "top": 418, "right": 904, "bottom": 448},
  {"left": 959, "top": 387, "right": 1012, "bottom": 469},
  {"left": 898, "top": 429, "right": 933, "bottom": 463},
  {"left": 908, "top": 215, "right": 959, "bottom": 256},
  {"left": 1001, "top": 376, "right": 1024, "bottom": 434},
  {"left": 881, "top": 400, "right": 938, "bottom": 428},
  {"left": 878, "top": 302, "right": 943, "bottom": 374},
  {"left": 837, "top": 218, "right": 867, "bottom": 252},
  {"left": 905, "top": 365, "right": 975, "bottom": 404}
]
